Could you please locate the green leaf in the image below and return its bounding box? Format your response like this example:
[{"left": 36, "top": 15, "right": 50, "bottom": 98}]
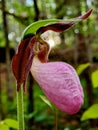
[
  {"left": 0, "top": 122, "right": 9, "bottom": 130},
  {"left": 25, "top": 111, "right": 37, "bottom": 119},
  {"left": 81, "top": 104, "right": 98, "bottom": 121},
  {"left": 4, "top": 119, "right": 18, "bottom": 129},
  {"left": 35, "top": 113, "right": 47, "bottom": 122},
  {"left": 76, "top": 63, "right": 90, "bottom": 75},
  {"left": 91, "top": 70, "right": 98, "bottom": 88},
  {"left": 89, "top": 128, "right": 98, "bottom": 130},
  {"left": 39, "top": 95, "right": 53, "bottom": 110}
]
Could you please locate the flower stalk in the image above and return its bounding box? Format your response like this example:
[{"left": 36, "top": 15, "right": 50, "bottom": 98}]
[
  {"left": 11, "top": 9, "right": 93, "bottom": 130},
  {"left": 17, "top": 86, "right": 24, "bottom": 130}
]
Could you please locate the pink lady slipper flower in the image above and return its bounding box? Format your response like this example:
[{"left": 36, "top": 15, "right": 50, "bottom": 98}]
[{"left": 12, "top": 10, "right": 93, "bottom": 114}]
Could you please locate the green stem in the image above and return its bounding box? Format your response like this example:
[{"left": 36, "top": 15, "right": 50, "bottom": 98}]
[
  {"left": 17, "top": 86, "right": 24, "bottom": 130},
  {"left": 55, "top": 108, "right": 58, "bottom": 130}
]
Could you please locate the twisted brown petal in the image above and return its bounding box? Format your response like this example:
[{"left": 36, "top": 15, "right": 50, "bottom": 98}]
[
  {"left": 36, "top": 9, "right": 93, "bottom": 35},
  {"left": 36, "top": 22, "right": 74, "bottom": 34}
]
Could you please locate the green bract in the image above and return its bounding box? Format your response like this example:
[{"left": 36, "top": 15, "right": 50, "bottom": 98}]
[
  {"left": 81, "top": 104, "right": 98, "bottom": 121},
  {"left": 22, "top": 9, "right": 93, "bottom": 39}
]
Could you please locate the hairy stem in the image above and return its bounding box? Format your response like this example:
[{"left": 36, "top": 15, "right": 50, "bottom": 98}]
[
  {"left": 55, "top": 108, "right": 58, "bottom": 130},
  {"left": 17, "top": 87, "right": 24, "bottom": 130}
]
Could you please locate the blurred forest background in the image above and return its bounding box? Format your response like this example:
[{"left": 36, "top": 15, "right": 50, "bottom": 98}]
[{"left": 0, "top": 0, "right": 98, "bottom": 130}]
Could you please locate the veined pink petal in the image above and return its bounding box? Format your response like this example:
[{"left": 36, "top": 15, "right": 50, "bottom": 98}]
[{"left": 30, "top": 56, "right": 84, "bottom": 114}]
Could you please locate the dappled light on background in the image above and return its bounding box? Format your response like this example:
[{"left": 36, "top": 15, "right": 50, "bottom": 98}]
[
  {"left": 41, "top": 31, "right": 61, "bottom": 48},
  {"left": 48, "top": 38, "right": 55, "bottom": 48}
]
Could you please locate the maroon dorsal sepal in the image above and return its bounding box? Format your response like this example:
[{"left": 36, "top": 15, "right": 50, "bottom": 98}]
[{"left": 12, "top": 36, "right": 37, "bottom": 91}]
